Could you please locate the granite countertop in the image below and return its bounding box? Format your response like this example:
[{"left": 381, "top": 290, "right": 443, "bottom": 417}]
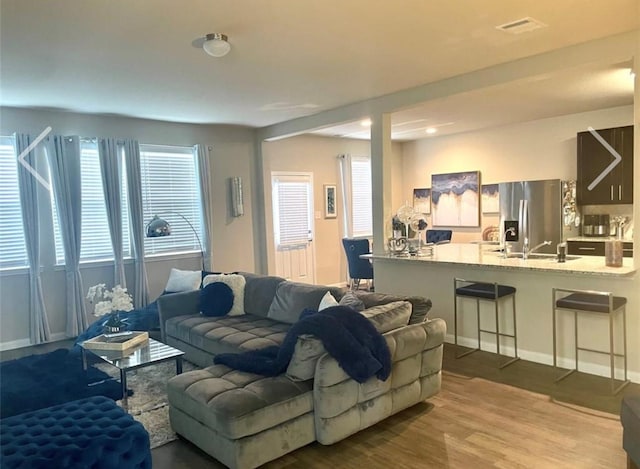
[
  {"left": 365, "top": 243, "right": 636, "bottom": 277},
  {"left": 566, "top": 237, "right": 634, "bottom": 243}
]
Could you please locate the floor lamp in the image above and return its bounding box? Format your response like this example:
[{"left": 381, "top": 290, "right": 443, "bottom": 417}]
[{"left": 145, "top": 213, "right": 205, "bottom": 271}]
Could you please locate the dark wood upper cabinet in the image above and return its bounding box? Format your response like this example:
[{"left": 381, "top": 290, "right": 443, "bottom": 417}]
[{"left": 576, "top": 125, "right": 634, "bottom": 205}]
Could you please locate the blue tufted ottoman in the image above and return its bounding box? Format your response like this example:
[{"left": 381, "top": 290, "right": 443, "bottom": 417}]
[{"left": 0, "top": 395, "right": 151, "bottom": 469}]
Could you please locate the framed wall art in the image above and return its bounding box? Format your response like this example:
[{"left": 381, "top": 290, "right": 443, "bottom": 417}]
[
  {"left": 431, "top": 171, "right": 480, "bottom": 227},
  {"left": 481, "top": 184, "right": 500, "bottom": 213},
  {"left": 413, "top": 188, "right": 431, "bottom": 214},
  {"left": 324, "top": 184, "right": 337, "bottom": 218}
]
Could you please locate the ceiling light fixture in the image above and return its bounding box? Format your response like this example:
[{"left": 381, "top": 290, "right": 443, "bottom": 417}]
[
  {"left": 196, "top": 33, "right": 231, "bottom": 57},
  {"left": 361, "top": 119, "right": 372, "bottom": 127},
  {"left": 426, "top": 127, "right": 437, "bottom": 134}
]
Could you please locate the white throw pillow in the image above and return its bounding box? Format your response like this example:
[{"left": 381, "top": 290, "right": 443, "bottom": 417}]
[
  {"left": 318, "top": 291, "right": 339, "bottom": 311},
  {"left": 165, "top": 268, "right": 201, "bottom": 293},
  {"left": 202, "top": 273, "right": 246, "bottom": 316}
]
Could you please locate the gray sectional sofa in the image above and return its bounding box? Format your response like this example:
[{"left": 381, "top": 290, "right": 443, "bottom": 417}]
[{"left": 158, "top": 271, "right": 446, "bottom": 469}]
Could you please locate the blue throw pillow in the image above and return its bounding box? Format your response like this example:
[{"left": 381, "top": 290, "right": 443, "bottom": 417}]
[{"left": 201, "top": 282, "right": 235, "bottom": 317}]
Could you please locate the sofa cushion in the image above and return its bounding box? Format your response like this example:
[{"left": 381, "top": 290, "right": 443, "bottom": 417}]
[
  {"left": 237, "top": 272, "right": 286, "bottom": 318},
  {"left": 285, "top": 335, "right": 326, "bottom": 381},
  {"left": 361, "top": 300, "right": 412, "bottom": 333},
  {"left": 203, "top": 274, "right": 245, "bottom": 316},
  {"left": 165, "top": 313, "right": 290, "bottom": 355},
  {"left": 267, "top": 282, "right": 343, "bottom": 324},
  {"left": 201, "top": 282, "right": 235, "bottom": 317},
  {"left": 355, "top": 291, "right": 432, "bottom": 324},
  {"left": 167, "top": 365, "right": 313, "bottom": 440}
]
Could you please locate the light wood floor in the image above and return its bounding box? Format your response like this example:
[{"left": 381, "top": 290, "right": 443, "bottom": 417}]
[{"left": 153, "top": 369, "right": 627, "bottom": 468}]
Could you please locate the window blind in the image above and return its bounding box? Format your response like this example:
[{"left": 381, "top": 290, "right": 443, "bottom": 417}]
[
  {"left": 350, "top": 156, "right": 372, "bottom": 237},
  {"left": 0, "top": 136, "right": 28, "bottom": 269},
  {"left": 273, "top": 176, "right": 312, "bottom": 247},
  {"left": 51, "top": 141, "right": 131, "bottom": 263},
  {"left": 139, "top": 144, "right": 203, "bottom": 256}
]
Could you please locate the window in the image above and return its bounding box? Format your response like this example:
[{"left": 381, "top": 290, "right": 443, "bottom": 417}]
[
  {"left": 139, "top": 144, "right": 203, "bottom": 256},
  {"left": 0, "top": 136, "right": 29, "bottom": 269},
  {"left": 350, "top": 156, "right": 372, "bottom": 238},
  {"left": 51, "top": 140, "right": 131, "bottom": 263},
  {"left": 272, "top": 174, "right": 313, "bottom": 248}
]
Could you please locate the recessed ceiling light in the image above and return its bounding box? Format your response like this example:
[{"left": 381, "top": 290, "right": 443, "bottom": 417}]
[
  {"left": 426, "top": 128, "right": 437, "bottom": 134},
  {"left": 361, "top": 119, "right": 372, "bottom": 127}
]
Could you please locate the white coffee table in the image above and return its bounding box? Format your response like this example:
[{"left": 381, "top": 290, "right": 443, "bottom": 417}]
[{"left": 80, "top": 337, "right": 185, "bottom": 411}]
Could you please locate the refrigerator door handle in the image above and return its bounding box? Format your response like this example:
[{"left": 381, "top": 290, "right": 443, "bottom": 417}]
[{"left": 519, "top": 199, "right": 528, "bottom": 243}]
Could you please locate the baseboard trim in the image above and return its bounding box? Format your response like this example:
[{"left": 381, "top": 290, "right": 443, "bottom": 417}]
[
  {"left": 445, "top": 333, "right": 639, "bottom": 384},
  {"left": 0, "top": 332, "right": 69, "bottom": 352}
]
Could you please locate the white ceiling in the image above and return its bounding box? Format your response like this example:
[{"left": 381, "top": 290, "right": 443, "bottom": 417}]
[
  {"left": 312, "top": 61, "right": 636, "bottom": 140},
  {"left": 1, "top": 0, "right": 638, "bottom": 134}
]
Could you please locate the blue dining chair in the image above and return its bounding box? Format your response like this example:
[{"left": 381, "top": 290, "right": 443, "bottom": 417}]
[
  {"left": 342, "top": 238, "right": 374, "bottom": 291},
  {"left": 426, "top": 229, "right": 452, "bottom": 244}
]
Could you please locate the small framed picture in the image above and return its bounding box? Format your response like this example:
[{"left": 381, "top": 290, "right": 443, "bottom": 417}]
[{"left": 324, "top": 184, "right": 337, "bottom": 218}]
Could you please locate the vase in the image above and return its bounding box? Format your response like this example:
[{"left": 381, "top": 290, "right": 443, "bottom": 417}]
[{"left": 103, "top": 312, "right": 124, "bottom": 336}]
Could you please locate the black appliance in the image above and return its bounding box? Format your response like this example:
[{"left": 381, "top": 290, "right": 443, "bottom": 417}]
[{"left": 582, "top": 214, "right": 610, "bottom": 237}]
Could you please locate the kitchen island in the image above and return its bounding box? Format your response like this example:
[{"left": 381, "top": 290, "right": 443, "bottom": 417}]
[
  {"left": 365, "top": 242, "right": 636, "bottom": 277},
  {"left": 368, "top": 243, "right": 639, "bottom": 382}
]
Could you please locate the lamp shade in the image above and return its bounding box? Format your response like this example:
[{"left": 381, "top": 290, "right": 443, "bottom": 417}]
[
  {"left": 203, "top": 33, "right": 231, "bottom": 57},
  {"left": 146, "top": 215, "right": 171, "bottom": 237}
]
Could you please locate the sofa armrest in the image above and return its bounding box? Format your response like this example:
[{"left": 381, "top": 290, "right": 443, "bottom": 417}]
[
  {"left": 312, "top": 318, "right": 446, "bottom": 444},
  {"left": 157, "top": 290, "right": 201, "bottom": 342}
]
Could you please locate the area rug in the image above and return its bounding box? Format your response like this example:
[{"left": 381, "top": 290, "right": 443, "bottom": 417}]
[
  {"left": 0, "top": 348, "right": 123, "bottom": 418},
  {"left": 96, "top": 360, "right": 197, "bottom": 449}
]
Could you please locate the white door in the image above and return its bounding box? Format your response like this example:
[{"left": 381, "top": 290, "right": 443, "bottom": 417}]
[{"left": 272, "top": 172, "right": 316, "bottom": 284}]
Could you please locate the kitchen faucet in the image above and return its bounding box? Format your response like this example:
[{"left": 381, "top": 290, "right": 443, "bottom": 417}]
[
  {"left": 502, "top": 227, "right": 516, "bottom": 259},
  {"left": 522, "top": 238, "right": 552, "bottom": 260}
]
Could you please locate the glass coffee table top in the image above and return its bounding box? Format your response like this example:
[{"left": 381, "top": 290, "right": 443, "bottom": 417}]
[
  {"left": 80, "top": 337, "right": 185, "bottom": 411},
  {"left": 81, "top": 337, "right": 184, "bottom": 371}
]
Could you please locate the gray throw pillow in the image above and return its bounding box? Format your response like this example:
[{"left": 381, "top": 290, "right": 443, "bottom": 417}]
[
  {"left": 355, "top": 291, "right": 432, "bottom": 324},
  {"left": 360, "top": 300, "right": 412, "bottom": 333},
  {"left": 267, "top": 282, "right": 341, "bottom": 324},
  {"left": 338, "top": 291, "right": 365, "bottom": 312},
  {"left": 285, "top": 334, "right": 326, "bottom": 381}
]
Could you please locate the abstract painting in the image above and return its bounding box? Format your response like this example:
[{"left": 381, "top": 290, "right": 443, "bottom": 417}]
[
  {"left": 481, "top": 184, "right": 500, "bottom": 213},
  {"left": 431, "top": 171, "right": 480, "bottom": 227},
  {"left": 413, "top": 188, "right": 431, "bottom": 214}
]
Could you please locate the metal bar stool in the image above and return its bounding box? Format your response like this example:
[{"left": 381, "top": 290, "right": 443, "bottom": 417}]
[
  {"left": 552, "top": 288, "right": 630, "bottom": 394},
  {"left": 454, "top": 278, "right": 519, "bottom": 368}
]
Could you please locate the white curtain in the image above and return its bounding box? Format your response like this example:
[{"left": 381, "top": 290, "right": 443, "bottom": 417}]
[
  {"left": 196, "top": 144, "right": 213, "bottom": 271},
  {"left": 98, "top": 138, "right": 126, "bottom": 286},
  {"left": 47, "top": 135, "right": 88, "bottom": 337},
  {"left": 15, "top": 133, "right": 51, "bottom": 344},
  {"left": 124, "top": 140, "right": 149, "bottom": 307}
]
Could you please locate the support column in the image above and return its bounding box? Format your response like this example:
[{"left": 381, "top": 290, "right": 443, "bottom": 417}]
[{"left": 370, "top": 113, "right": 393, "bottom": 256}]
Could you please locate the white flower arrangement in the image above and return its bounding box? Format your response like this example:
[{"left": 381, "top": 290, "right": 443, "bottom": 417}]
[{"left": 86, "top": 284, "right": 134, "bottom": 317}]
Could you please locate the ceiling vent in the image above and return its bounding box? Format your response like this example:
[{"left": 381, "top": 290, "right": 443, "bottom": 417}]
[{"left": 496, "top": 17, "right": 547, "bottom": 34}]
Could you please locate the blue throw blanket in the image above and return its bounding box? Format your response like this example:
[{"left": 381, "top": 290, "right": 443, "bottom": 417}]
[
  {"left": 71, "top": 300, "right": 160, "bottom": 354},
  {"left": 214, "top": 306, "right": 391, "bottom": 383}
]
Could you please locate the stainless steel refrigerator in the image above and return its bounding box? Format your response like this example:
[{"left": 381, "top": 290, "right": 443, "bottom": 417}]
[{"left": 498, "top": 179, "right": 562, "bottom": 255}]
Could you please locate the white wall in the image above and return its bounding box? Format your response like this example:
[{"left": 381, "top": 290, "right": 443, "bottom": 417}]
[
  {"left": 262, "top": 135, "right": 404, "bottom": 286},
  {"left": 401, "top": 105, "right": 634, "bottom": 242},
  {"left": 0, "top": 107, "right": 257, "bottom": 348}
]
